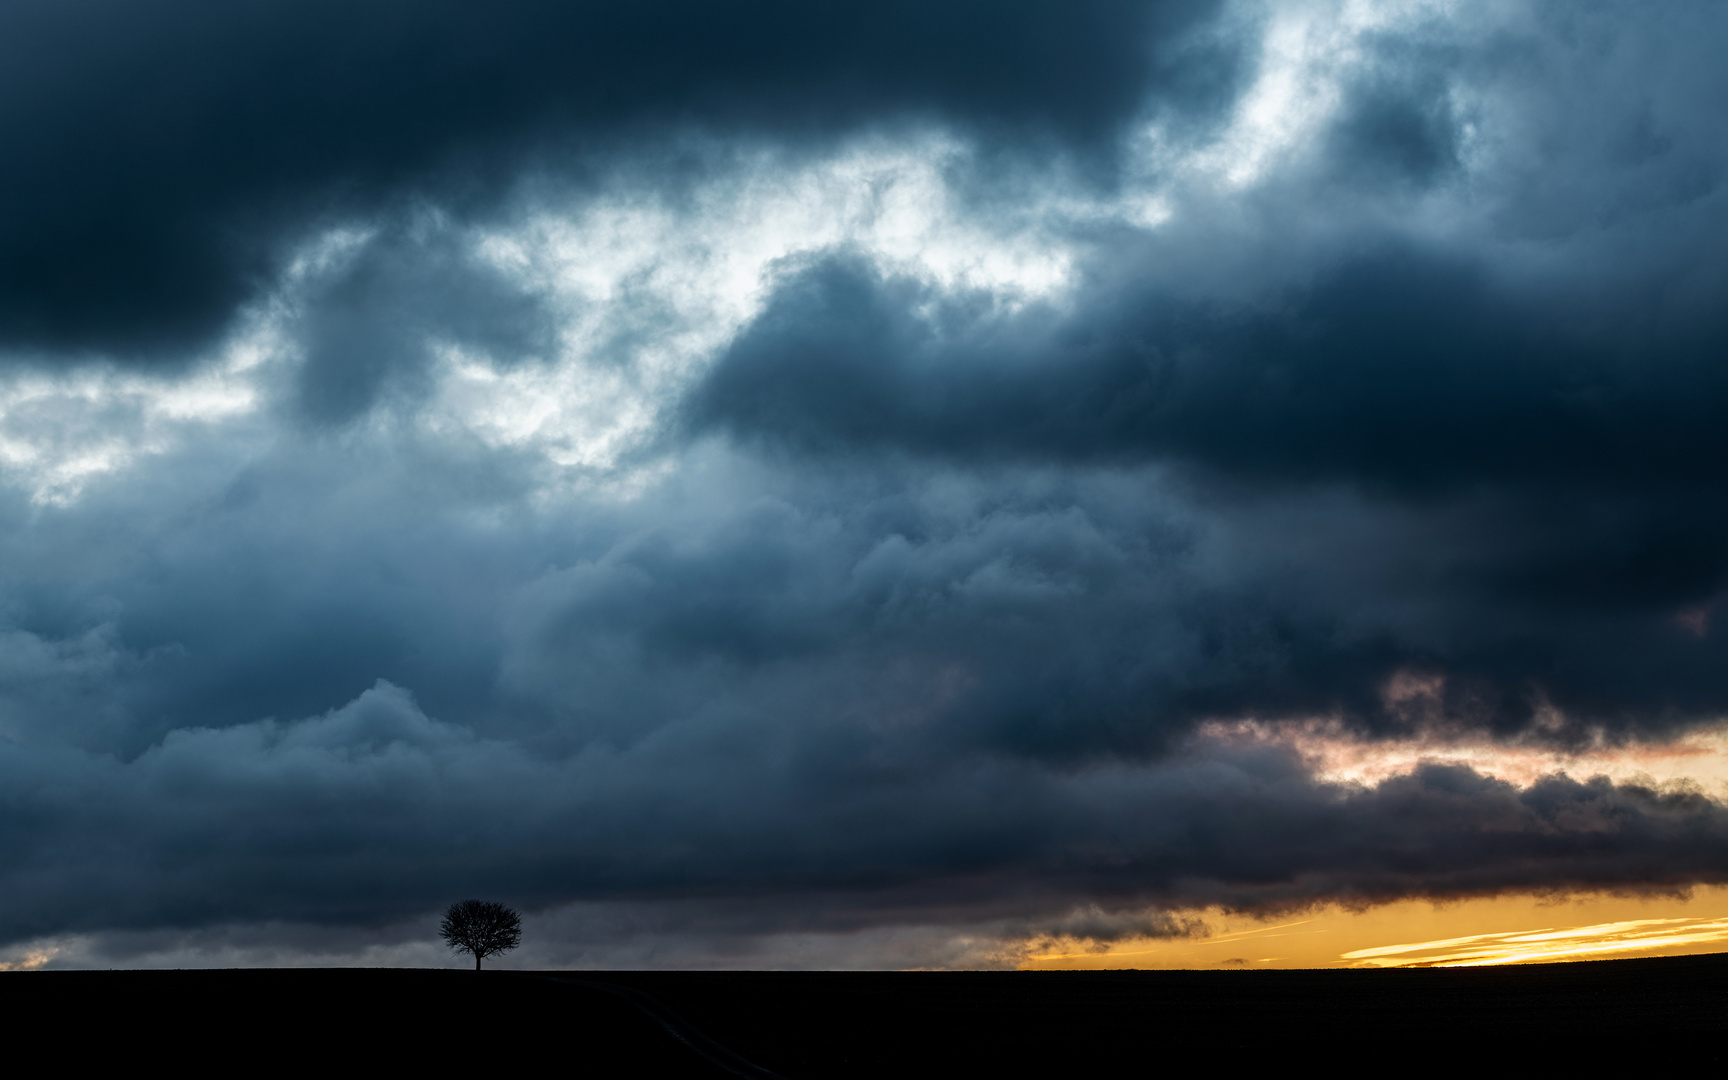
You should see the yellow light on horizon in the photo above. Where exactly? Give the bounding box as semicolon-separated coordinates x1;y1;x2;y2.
1020;887;1728;971
1020;710;1728;972
1341;915;1728;968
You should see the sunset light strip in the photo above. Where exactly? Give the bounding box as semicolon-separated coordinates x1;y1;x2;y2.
1341;916;1728;968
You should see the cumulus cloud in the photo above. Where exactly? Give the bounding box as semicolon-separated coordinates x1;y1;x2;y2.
3;679;1727;965
0;0;1231;356
0;0;1726;966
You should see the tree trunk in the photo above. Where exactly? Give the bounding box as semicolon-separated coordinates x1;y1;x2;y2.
475;952;482;972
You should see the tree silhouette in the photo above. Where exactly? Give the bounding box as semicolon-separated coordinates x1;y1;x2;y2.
440;899;522;970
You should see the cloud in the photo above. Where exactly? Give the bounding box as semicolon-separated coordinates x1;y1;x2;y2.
289;220;561;426
0;0;1233;356
0;0;1726;966
689;238;1728;496
1;679;1725;961
682;238;1728;733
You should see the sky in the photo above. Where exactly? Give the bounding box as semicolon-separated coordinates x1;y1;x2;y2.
3;0;1728;971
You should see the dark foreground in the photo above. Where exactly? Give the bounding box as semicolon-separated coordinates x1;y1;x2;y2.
7;954;1724;1076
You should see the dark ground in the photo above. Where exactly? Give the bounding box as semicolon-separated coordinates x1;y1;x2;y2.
6;954;1724;1075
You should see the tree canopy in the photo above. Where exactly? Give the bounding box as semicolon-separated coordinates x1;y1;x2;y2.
440;899;522;970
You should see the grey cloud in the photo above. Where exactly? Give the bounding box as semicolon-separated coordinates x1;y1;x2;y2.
1324;61;1464;188
3;0;1728;963
291;222;559;425
682;234;1728;735
0;0;1235;357
1;679;1724;953
689;241;1728;494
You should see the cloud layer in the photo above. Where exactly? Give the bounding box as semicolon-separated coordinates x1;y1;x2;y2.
2;0;1728;967
0;0;1229;354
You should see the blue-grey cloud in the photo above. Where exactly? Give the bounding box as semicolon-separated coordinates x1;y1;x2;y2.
4;680;1725;949
2;0;1728;966
0;0;1233;356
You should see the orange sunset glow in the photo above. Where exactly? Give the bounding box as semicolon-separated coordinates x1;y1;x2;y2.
1022;715;1728;971
1021;888;1728;971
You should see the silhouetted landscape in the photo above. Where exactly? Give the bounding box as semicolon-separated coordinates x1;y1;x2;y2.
9;954;1724;1075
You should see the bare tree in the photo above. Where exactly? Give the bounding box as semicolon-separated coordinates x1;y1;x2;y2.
440;899;522;970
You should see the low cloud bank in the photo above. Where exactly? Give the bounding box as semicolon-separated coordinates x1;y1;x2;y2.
2;680;1724;965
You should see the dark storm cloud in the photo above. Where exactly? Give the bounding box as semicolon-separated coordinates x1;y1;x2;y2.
2;680;1724;946
690;247;1728;494
0;0;1231;356
292;222;558;424
0;423;555;755
1;420;1718;944
1322;37;1466;188
0;434;1308;763
5;1;1728;965
684;223;1728;736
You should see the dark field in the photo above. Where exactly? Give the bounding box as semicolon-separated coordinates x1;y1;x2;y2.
8;954;1725;1075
